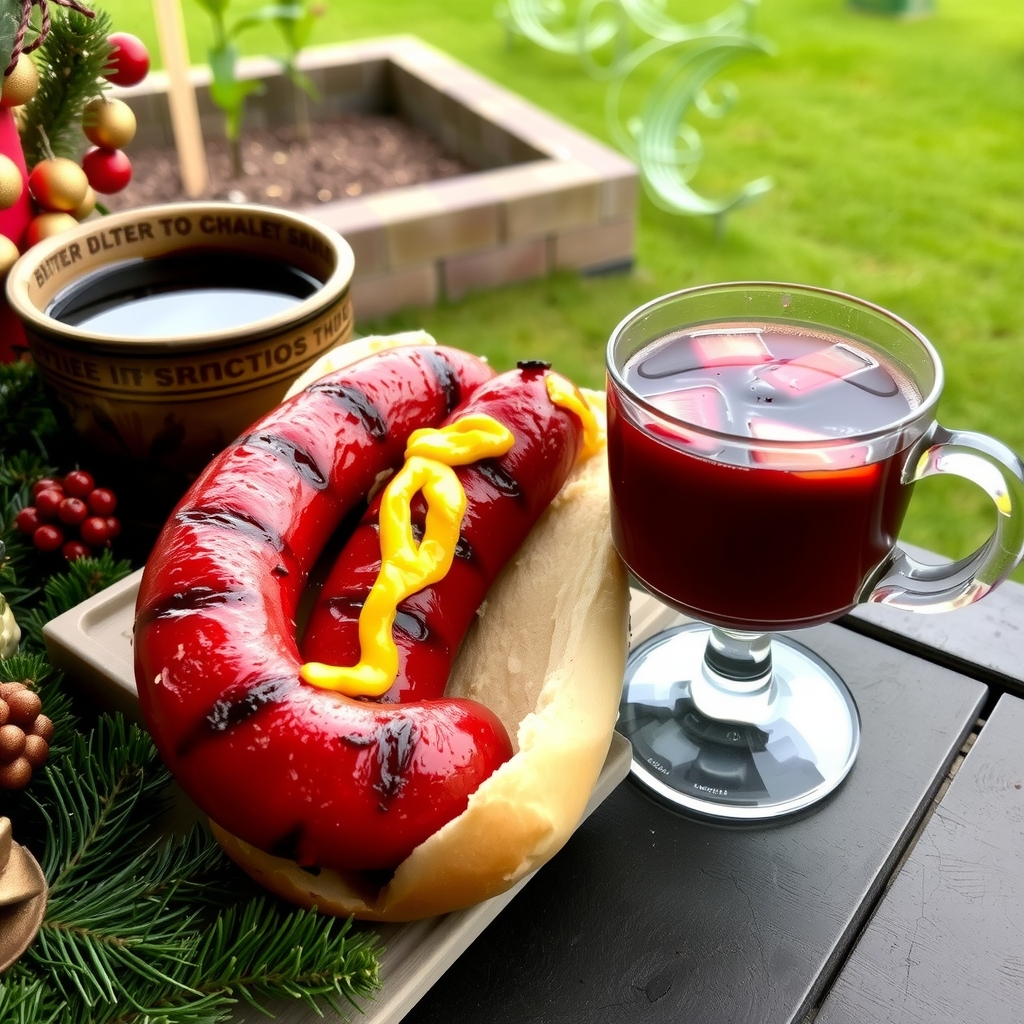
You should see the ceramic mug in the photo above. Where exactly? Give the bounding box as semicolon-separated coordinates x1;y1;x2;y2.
6;202;355;506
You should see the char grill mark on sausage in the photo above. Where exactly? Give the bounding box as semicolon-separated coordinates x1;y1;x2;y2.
177;676;301;758
373;715;418;808
175;508;285;552
320;595;431;647
424;349;463;414
408;519;474;563
238;432;329;489
298;366;582;710
332;716;420;809
206;676;299;731
473;459;522;499
393;609;429;643
306;381;388;441
136;586;254;627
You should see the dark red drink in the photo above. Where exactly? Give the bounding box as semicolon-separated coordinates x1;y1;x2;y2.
607;323;922;629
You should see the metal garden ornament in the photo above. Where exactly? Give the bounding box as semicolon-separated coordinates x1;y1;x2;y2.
497;0;774;234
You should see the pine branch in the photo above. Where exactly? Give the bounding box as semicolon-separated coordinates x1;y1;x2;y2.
23;720;231;1014
19;6;113;167
0;976;61;1024
183;899;382;1017
0;363;60;620
114;900;383;1024
0;361;59;454
21;716;383;1024
0;530;44;635
31;715;169;888
144;823;257;911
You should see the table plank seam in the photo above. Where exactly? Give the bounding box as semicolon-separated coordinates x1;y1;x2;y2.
800;717;984;1023
838;615;1020;700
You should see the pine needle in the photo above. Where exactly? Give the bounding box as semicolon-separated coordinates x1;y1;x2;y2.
0;977;61;1024
19;7;114;167
0;363;59;454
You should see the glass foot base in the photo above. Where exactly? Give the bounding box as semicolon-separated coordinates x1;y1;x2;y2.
617;624;860;821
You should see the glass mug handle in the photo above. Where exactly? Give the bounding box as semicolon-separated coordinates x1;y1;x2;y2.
866;424;1024;612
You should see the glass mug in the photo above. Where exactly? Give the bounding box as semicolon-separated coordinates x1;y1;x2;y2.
607;282;1024;819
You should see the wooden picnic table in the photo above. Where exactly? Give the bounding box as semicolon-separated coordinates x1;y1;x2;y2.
399;573;1024;1024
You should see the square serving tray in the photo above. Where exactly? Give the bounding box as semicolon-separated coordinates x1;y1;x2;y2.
42;569;633;1024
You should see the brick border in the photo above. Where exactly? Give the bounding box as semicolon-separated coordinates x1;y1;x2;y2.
114;36;638;322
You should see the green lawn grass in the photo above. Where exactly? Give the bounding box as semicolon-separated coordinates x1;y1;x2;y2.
98;0;1024;575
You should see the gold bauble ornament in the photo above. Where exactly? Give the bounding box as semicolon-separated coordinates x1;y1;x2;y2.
26;212;79;246
72;185;97;221
28;158;89;213
82;97;137;150
0;817;47;971
0;155;23;210
0;235;19;276
0;54;39;108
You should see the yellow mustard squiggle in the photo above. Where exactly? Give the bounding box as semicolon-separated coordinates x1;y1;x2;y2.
300;414;514;697
545;372;604;459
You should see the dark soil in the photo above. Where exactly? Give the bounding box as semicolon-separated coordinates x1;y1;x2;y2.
103;112;473;212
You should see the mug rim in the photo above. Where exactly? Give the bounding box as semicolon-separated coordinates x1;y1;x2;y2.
606;281;944;449
4;201;355;353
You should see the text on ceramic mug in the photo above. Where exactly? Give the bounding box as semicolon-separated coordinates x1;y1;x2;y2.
34;215;331;289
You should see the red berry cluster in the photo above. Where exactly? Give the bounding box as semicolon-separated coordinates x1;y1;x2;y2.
15;471;121;561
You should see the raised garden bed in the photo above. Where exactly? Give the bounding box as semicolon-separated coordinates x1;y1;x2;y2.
112;36;639;322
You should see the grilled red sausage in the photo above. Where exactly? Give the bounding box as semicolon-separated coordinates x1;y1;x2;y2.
134;345;518;871
299;362;587;703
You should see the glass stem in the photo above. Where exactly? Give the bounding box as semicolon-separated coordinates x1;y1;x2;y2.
689;627;777;725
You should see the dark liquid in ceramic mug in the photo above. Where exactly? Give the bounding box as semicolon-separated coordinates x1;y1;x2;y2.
47;252;321;337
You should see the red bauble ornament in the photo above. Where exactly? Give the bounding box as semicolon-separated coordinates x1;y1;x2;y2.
25;212;78;246
0;108;31;264
27;158;89;213
82;147;132;194
104;33;150;87
0;107;32;363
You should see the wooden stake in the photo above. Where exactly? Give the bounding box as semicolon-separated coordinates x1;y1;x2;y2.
151;0;208;197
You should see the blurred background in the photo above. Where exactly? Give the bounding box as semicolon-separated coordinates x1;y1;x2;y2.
97;0;1024;576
